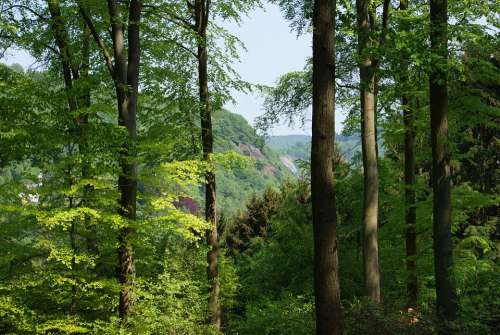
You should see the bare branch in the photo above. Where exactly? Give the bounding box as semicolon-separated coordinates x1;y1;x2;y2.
336;81;359;90
1;4;49;22
142;4;194;30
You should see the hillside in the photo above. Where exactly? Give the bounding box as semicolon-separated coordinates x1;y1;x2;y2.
212;110;290;214
197;111;362;214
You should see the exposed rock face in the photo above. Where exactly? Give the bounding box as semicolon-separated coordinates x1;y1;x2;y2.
237;143;266;161
279;155;299;175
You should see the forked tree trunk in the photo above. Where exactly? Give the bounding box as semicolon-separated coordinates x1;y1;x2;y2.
400;0;418;310
194;0;221;329
429;0;458;325
78;0;141;324
356;0;381;303
107;0;142;324
311;1;343;334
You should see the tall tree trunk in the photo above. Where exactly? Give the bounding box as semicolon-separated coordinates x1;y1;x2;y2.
106;0;142;324
78;24;98;254
311;1;343;334
194;0;220;329
78;0;141;323
399;0;418;310
429;0;458;325
403;95;418;309
357;0;381;303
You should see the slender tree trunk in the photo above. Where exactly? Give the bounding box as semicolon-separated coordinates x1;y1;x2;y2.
47;0;81;315
403;96;418;309
429;0;458;325
357;0;381;303
78;24;98;254
311;1;343;334
69;200;78;314
194;0;220;329
399;0;418;310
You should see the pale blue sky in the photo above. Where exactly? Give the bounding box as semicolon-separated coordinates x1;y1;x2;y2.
223;3;345;135
2;3;346;135
222;3;312;136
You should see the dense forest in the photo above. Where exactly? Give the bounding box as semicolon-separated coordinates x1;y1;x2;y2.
0;0;498;334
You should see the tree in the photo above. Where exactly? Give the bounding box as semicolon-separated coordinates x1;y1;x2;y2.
192;0;221;328
78;0;142;324
356;0;389;303
429;0;458;324
399;0;418;309
311;0;343;334
47;0;86;314
145;0;260;327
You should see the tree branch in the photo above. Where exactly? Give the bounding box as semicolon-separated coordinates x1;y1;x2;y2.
76;1;115;77
1;4;49;22
336;81;359;90
163;38;196;58
142;4;194;30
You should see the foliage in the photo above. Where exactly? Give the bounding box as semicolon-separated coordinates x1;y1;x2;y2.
0;0;498;334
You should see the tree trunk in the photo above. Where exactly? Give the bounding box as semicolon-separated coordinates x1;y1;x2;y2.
193;0;220;329
429;0;458;324
78;0;141;324
399;0;418;310
79;24;98;254
107;0;142;324
47;0;81;315
311;1;343;334
403;95;418;309
357;0;381;303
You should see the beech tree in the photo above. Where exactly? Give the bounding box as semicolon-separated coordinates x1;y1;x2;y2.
143;0;259;327
398;0;418;309
193;0;220;328
429;0;458;325
311;0;343;334
78;0;142;323
355;0;389;303
46;0;95;313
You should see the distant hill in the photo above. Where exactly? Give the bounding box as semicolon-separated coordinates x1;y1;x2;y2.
266;135;311;151
266;134;361;161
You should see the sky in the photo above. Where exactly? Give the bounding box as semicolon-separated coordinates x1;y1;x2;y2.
222;3;346;135
2;3;346;136
222;3;312;136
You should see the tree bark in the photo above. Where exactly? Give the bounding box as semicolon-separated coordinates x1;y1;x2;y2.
399;0;418;310
429;0;458;324
311;1;343;334
193;0;220;329
356;0;381;303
